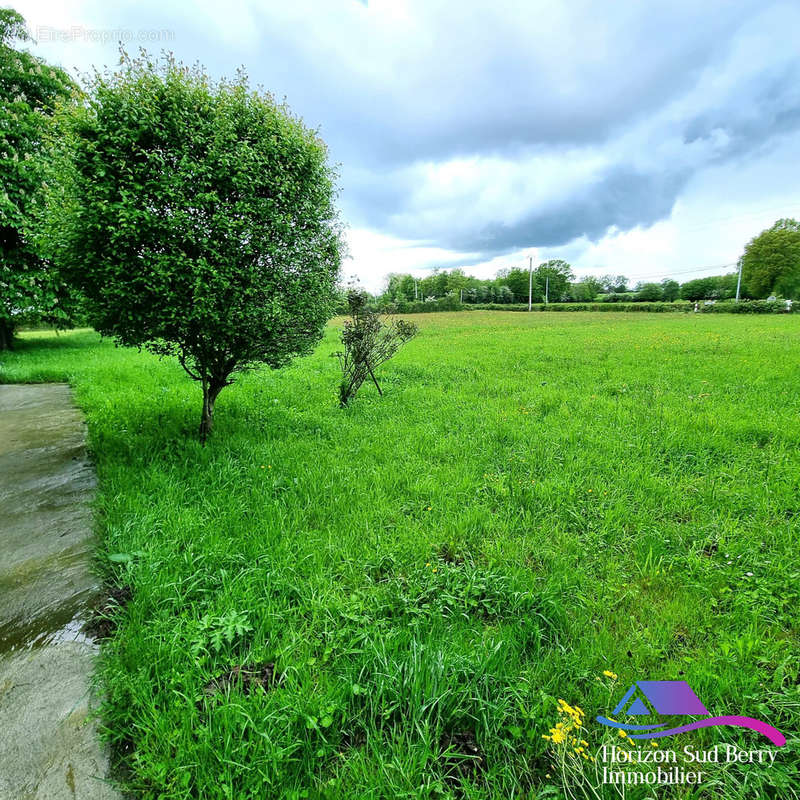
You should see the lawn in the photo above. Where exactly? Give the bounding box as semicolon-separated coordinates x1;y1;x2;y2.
1;311;799;799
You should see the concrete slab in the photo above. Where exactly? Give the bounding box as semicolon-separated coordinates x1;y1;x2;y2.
0;384;121;800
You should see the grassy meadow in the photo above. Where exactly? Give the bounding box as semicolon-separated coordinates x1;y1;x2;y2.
2;311;799;799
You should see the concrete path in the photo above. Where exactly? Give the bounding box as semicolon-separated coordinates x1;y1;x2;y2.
0;384;121;800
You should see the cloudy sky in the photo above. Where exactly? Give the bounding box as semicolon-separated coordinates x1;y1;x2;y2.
17;0;800;291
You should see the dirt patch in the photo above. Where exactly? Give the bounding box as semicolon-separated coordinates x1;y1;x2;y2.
437;542;466;566
439;729;486;789
339;728;367;751
203;662;281;698
701;540;718;557
85;585;133;641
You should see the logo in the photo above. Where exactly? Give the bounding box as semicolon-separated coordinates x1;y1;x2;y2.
596;680;786;746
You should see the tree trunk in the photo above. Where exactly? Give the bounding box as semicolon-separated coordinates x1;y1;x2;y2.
0;319;14;351
198;378;225;444
366;361;383;395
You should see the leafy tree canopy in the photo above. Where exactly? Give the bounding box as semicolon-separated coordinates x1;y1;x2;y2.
739;218;800;299
47;52;344;440
660;278;680;302
535;259;574;301
0;8;77;349
634;282;663;302
599;274;628;293
680;273;738;302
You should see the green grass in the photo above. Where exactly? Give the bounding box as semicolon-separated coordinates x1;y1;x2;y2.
2;312;799;799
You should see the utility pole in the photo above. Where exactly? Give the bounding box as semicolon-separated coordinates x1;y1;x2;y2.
545;275;549;305
528;256;533;311
414;279;418;301
735;259;742;302
460;288;463;304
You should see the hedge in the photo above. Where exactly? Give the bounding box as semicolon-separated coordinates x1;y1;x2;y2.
341;299;795;315
698;300;796;313
470;302;691;312
467;301;795;314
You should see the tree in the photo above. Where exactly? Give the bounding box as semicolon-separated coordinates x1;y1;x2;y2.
634;282;663;302
680;277;716;301
397;274;416;301
535;259;574;302
679;274;738;302
739;219;800;299
660;279;680;302
444;268;469;296
384;273;410;302
0;9;77;349
48;53;343;441
336;290;417;407
581;275;603;298
717;273;739;299
600;274;628;293
497;268;530;302
495;285;513;303
565;275;602;302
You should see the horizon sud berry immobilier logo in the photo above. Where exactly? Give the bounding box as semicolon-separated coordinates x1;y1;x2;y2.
596;680;786;745
591;678;787;788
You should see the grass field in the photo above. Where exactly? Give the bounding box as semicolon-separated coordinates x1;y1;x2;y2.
2;311;799;799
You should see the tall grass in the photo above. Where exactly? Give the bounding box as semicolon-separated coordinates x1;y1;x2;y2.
2;312;798;798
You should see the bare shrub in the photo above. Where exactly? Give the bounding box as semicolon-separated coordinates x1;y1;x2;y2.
336;290;417;407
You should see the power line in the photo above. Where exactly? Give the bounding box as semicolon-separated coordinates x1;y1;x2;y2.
632;264;737;281
669;203;800;234
597;262;738;282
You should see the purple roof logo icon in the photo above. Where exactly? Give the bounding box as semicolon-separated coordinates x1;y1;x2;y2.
614;681;708;717
596;680;785;746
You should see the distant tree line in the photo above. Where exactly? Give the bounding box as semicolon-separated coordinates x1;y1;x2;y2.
371;227;800;309
372;268;733;306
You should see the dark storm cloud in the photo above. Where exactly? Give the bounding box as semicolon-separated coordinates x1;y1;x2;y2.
269;0;799;259
49;0;800;260
258;2;763;169
455;167;690;255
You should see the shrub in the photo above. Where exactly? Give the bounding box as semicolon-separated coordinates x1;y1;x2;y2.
336;290;417;407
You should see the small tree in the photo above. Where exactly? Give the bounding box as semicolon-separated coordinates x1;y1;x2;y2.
336;290;417;407
680;276;717;302
48;53;343;441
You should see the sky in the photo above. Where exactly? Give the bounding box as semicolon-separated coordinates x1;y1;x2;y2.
15;0;800;292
